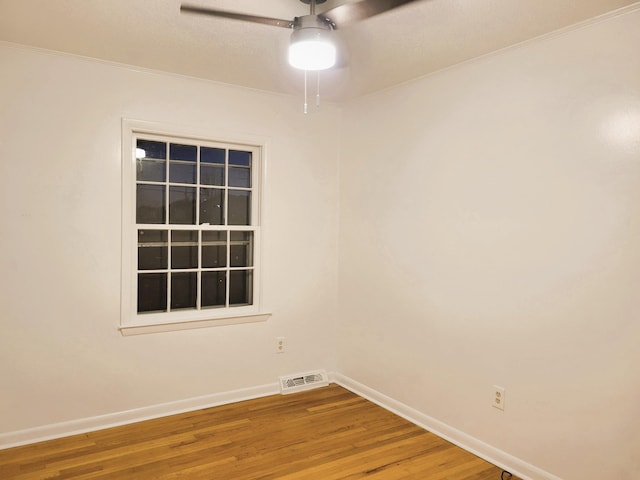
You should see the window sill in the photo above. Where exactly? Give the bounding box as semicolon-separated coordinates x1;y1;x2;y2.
119;312;272;336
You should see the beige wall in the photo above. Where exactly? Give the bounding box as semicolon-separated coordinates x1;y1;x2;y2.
0;44;340;432
338;8;640;480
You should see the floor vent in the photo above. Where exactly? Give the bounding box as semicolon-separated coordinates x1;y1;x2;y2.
279;370;329;395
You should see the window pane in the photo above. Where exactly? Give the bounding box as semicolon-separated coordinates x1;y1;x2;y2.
138;230;168;270
137;184;166;224
170;143;197;161
202;231;227;268
229;150;251;166
230;231;253;267
201;147;225;164
138;273;167;313
200;188;224;225
228;166;251;188
137;159;165;182
169;186;196;224
171;230;198;269
228;190;251;225
229;270;253;306
171;272;197;310
202;271;226;308
200;164;224;186
137;139;166;159
170;162;196;184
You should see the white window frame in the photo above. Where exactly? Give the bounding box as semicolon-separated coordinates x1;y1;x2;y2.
120;119;270;335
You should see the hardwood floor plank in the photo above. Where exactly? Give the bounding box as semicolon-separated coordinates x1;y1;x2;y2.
0;384;518;480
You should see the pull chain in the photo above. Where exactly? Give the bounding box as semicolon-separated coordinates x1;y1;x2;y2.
304;70;308;114
303;70;323;114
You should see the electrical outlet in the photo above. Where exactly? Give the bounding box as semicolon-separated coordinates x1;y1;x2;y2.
492;385;505;411
276;337;285;354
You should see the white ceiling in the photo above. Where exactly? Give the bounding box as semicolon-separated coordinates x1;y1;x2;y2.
1;0;637;100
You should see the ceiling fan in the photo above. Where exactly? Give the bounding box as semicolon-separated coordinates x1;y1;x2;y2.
180;0;420;71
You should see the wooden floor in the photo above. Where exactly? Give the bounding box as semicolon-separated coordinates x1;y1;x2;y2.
0;384;516;479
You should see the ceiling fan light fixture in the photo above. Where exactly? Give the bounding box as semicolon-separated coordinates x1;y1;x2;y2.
288;16;336;71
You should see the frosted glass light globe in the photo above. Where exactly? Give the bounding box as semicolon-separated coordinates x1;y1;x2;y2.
288;16;336;71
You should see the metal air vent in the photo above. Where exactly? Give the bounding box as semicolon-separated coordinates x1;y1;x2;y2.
279;370;329;394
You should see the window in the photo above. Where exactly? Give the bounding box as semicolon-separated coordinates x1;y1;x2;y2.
121;121;268;334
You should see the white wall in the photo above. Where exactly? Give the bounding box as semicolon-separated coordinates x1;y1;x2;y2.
0;44;340;434
338;8;640;480
2;7;639;480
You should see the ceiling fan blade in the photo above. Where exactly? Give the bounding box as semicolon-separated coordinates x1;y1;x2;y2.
181;4;294;29
320;0;419;27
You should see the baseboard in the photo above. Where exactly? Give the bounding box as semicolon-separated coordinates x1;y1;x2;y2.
333;373;563;480
0;382;279;450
